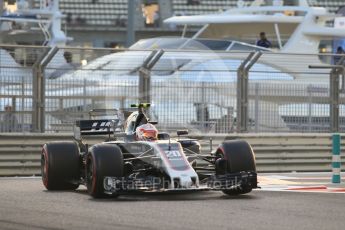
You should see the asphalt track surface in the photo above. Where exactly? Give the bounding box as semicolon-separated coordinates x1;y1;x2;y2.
0;177;345;230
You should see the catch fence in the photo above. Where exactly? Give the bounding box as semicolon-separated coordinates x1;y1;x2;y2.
0;45;344;133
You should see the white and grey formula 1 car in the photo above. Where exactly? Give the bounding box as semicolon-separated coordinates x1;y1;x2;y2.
41;104;257;198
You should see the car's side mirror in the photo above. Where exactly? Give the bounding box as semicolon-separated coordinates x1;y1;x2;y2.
177;130;188;136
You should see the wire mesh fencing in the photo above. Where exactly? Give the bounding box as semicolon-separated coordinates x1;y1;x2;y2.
0;45;50;132
0;45;344;133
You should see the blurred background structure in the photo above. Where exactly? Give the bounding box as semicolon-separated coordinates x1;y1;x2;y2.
0;0;344;48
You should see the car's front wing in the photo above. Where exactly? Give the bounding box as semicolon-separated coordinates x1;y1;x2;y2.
103;171;257;195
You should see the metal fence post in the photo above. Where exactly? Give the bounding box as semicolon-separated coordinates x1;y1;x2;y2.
309;64;343;133
138;50;164;105
237;52;253;133
139;67;151;104
307;84;313;132
83;79;87;119
331;133;341;183
254;83;259;133
236;51;261;133
32;47;59;133
21;77;25;132
330;69;340;133
32;48;50;133
201;82;207;132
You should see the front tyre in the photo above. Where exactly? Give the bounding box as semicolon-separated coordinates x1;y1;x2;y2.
216;140;256;195
86;144;124;198
41;141;80;190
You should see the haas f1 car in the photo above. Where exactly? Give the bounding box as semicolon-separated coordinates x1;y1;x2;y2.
41;104;258;198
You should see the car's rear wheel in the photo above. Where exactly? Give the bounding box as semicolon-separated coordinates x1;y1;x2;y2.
215;140;256;195
41;141;80;190
86;144;124;198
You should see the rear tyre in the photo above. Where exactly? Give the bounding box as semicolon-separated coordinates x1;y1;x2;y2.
86;144;124;198
41;141;80;190
216;140;256;195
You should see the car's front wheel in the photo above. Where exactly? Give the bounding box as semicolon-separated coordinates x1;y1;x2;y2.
215;140;256;195
86;144;124;198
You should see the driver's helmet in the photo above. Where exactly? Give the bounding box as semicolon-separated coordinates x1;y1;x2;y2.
136;123;158;141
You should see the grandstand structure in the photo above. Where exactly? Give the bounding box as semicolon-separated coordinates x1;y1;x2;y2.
51;0;345;25
47;0;128;26
2;0;345;47
57;0;345;47
311;0;344;13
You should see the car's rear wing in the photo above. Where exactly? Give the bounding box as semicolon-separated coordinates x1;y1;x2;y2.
77;120;116;135
74;119;123;140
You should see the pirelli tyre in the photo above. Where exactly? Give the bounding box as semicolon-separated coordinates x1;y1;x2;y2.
41;141;80;190
216;140;256;195
86;144;124;198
